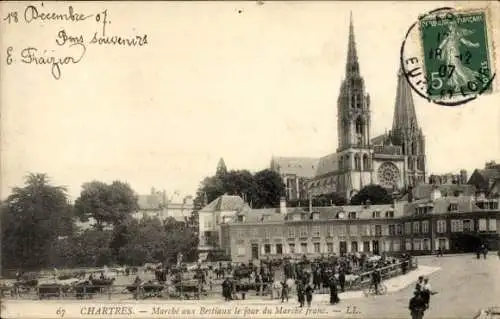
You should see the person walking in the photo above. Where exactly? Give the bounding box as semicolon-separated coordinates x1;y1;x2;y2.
421;278;437;309
482;245;488;259
222;277;232;301
338;269;346;292
409;290;426;319
329;276;340;305
297;281;305;308
281;280;289;303
305;282;314;307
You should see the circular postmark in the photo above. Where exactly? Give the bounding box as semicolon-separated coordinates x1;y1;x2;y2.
400;7;496;106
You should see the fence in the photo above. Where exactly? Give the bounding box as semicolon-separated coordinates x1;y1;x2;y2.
1;259;418;301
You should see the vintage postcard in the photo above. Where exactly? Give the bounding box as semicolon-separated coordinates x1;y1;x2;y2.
1;1;499;319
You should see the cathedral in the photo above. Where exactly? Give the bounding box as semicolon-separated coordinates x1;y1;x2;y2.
271;15;427;200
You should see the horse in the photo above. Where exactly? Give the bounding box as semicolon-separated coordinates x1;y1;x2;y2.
74;281;101;299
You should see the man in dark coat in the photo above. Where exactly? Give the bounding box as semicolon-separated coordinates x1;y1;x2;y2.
409;290;426;319
329;276;340;304
296;281;305;307
338;269;346;292
305;282;314;307
222;278;232;301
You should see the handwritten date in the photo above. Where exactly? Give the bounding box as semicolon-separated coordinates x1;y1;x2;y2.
4;3;109;37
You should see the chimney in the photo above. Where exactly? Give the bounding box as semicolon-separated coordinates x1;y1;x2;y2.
279;197;287;215
460;170;468;184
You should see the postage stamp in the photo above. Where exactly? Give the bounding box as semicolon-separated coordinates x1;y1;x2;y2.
419;9;494;100
400;6;497;106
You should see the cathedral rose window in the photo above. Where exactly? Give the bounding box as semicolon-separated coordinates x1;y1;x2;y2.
377;162;400;188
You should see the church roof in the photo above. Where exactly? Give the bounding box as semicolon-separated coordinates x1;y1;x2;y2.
392;68;419;133
270;156;319;178
315;153;339;177
371;134;388;145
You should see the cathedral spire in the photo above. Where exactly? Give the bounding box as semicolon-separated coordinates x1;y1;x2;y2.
346;12;360;76
216;157;227;177
392;67;419;133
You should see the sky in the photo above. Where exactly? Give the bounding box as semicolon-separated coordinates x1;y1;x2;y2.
1;1;499;201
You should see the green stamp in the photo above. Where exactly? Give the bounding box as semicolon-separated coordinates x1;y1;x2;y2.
419;9;494;100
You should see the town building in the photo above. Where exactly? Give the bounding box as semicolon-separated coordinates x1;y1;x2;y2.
218;194;499;263
197;195;251;259
273;15;427;200
131;187;194;222
468;161;500;197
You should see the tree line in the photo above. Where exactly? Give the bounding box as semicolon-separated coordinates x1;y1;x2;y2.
1;173;198;274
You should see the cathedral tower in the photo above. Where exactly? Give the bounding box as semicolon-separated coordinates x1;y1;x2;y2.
389;69;426;187
336;14;373;198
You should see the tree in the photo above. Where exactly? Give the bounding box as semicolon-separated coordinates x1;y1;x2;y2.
74;180;139;230
350;184;393;205
195;168;285;209
1;173;74;270
221;170;257;202
314;192;347;206
253;169;285;208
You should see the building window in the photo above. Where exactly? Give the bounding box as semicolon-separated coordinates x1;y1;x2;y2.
327;243;334;253
264;244;271;254
349;212;357;219
351;241;358;252
339;225;347;236
413;239;422;251
313;243;321;253
312;212;320;220
405;239;412;251
264;229;271;238
349;225;358;236
372;211;381;218
355;155;361;170
288;227;296;238
448;204;458;212
479;219;488;232
423;238;430;251
300;243;308;253
489;219;497;232
463;219;474;232
396;224;402;235
389;224;395;235
237;229;245;238
413;221;420;234
312;225;320;237
438;238;448;250
299;226;308;238
375;225;382;236
362;225;370;236
289;243;295;254
437;220;447;233
276;244;283;255
405;222;412;235
393;240;401;252
385;211;394;218
422;220;429;233
451;219;463;232
327;225;334;237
